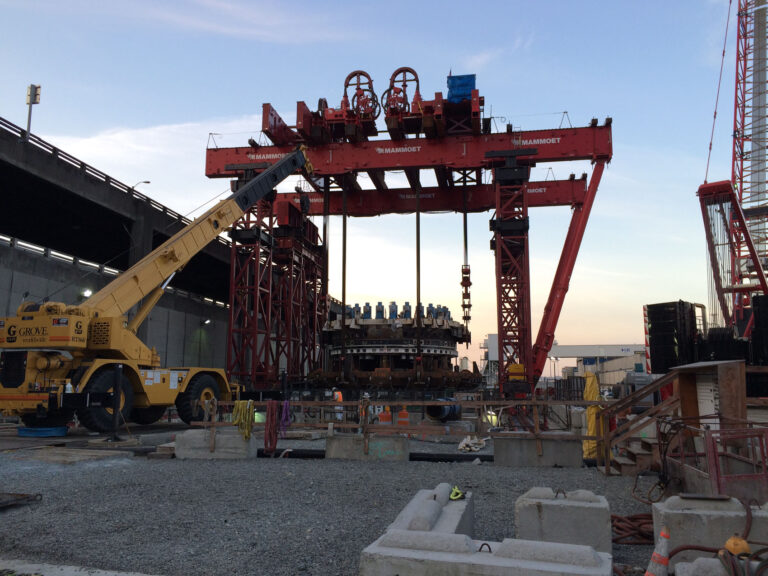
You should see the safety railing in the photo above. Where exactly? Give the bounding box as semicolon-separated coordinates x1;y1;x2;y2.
0;115;229;248
597;369;680;474
659;414;768;502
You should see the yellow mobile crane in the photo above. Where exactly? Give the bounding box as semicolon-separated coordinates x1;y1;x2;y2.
0;148;308;431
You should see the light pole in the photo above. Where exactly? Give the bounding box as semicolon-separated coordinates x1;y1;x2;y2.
25;84;40;141
131;180;150;190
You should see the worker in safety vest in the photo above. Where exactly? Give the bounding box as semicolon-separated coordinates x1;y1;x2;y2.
332;387;343;421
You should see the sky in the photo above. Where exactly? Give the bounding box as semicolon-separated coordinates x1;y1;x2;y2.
0;0;736;365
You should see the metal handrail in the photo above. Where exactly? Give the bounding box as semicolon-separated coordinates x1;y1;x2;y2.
0;115;230;248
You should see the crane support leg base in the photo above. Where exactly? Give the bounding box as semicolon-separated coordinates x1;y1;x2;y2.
174;428;258;459
493;434;583;467
325;434;409;461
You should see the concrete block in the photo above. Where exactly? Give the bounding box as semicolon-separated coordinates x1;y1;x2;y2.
494;538;604;566
389;483;474;537
174;428;258;459
652;495;768;570
676;557;761;576
514;487;612;554
0;558;162;576
378;529;474;553
359;536;612;576
494;433;583;468
325;434;409;461
360;484;611;575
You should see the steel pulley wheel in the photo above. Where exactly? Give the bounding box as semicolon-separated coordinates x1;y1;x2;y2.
351;90;381;119
344;70;375;96
380;88;409;114
383;66;419;113
344;70;381;118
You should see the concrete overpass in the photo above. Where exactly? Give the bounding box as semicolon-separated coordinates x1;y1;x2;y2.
0;116;230;367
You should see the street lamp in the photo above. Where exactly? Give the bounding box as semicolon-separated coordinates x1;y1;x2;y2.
25;84;41;141
131;180;150;189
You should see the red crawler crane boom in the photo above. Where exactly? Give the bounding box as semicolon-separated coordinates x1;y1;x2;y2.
700;0;768;338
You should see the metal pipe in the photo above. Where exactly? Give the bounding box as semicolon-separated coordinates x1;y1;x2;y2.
342;184;347;381
463;190;469;266
416;185;422;379
322;176;330;318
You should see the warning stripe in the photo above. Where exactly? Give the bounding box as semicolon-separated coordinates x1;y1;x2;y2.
650;552;669;566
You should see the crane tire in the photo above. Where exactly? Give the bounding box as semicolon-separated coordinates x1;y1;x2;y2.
175;373;220;424
76;369;134;432
130;405;168;425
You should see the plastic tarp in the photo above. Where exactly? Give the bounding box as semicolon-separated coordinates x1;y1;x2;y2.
582;371;602;460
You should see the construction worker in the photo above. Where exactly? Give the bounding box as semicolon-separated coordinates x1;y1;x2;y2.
332;387;343;421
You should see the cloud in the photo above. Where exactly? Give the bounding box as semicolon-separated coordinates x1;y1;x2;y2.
44;115;265;218
138;0;349;43
461;49;503;71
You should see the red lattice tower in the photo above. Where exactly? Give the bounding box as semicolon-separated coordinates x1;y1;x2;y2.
731;0;768;325
227;199;277;388
489;150;534;395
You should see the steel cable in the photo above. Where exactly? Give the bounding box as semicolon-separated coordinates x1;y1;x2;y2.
611;513;655;546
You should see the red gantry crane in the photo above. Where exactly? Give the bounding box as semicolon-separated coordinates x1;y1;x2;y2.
206;68;612;396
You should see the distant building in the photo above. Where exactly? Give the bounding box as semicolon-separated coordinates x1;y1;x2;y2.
481;337;646;388
550;344;646;385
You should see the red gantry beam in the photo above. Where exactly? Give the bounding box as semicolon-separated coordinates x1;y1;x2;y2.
205;125;612;178
270;178;588;217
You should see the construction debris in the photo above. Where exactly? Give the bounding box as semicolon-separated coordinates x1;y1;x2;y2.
457;435;486;452
0;493;41;510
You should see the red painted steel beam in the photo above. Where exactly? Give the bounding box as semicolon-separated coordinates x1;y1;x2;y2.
531;161;606;380
262;103;299;147
699;179;768;337
205;124;613;178
698;180;734;327
271;179;587;217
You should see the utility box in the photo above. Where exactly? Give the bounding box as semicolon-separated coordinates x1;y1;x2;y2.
446;74;476;103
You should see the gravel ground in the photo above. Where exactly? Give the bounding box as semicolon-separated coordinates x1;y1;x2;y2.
0;437;654;575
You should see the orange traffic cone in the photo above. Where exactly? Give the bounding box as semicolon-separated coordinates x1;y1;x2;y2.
645;526;670;576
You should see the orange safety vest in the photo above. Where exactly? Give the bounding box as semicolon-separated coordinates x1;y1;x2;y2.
333;390;343;402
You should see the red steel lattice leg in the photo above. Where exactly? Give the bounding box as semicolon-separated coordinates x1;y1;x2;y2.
494;181;532;396
227;199;276;389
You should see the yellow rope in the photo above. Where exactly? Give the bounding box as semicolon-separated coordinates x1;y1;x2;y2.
231;399;254;440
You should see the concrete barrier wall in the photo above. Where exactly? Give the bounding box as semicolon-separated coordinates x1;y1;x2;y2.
494;434;583;468
652;495;768;570
0;243;228;368
514;487;612;554
325;434;409;461
175;428;258;459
